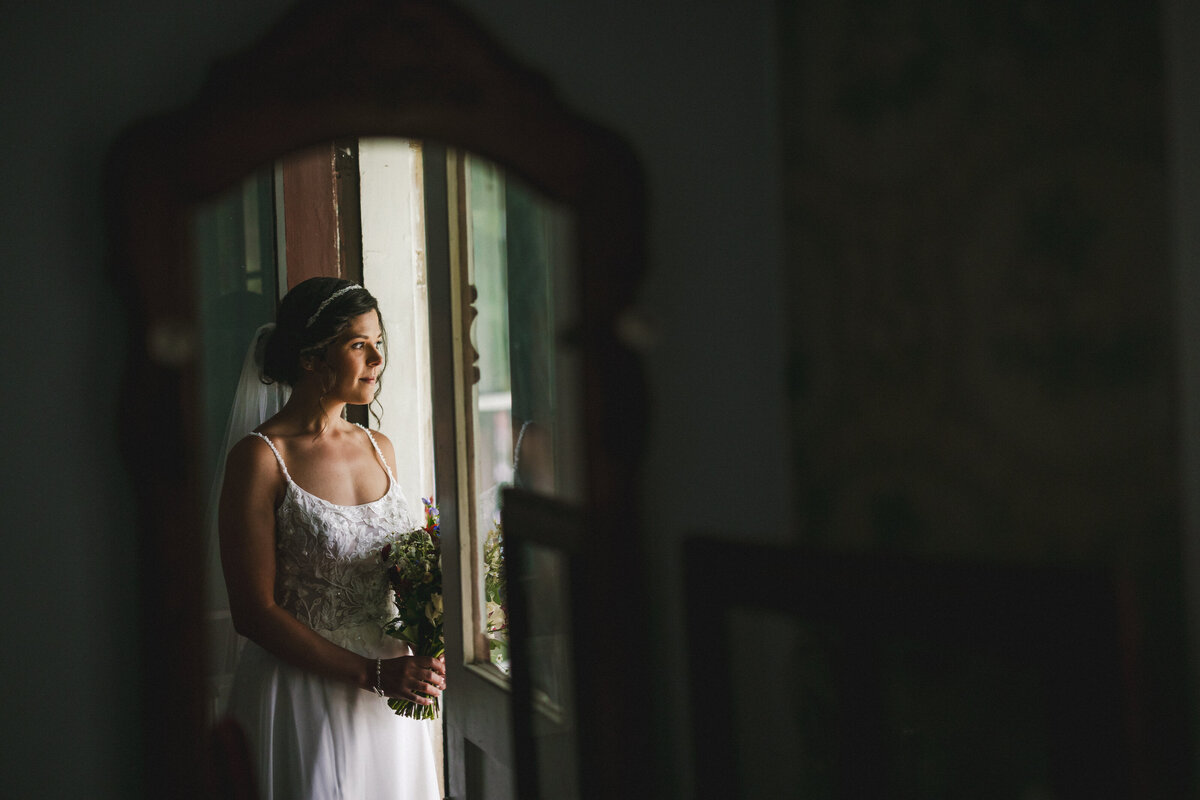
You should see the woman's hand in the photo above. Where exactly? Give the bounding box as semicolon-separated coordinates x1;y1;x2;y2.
379;655;446;704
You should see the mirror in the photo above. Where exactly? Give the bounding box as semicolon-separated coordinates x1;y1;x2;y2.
106;1;649;797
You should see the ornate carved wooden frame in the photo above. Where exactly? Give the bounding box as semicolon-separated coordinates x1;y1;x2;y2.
105;1;648;796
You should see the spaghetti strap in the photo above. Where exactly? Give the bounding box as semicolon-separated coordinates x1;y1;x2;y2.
356;423;396;483
248;431;293;483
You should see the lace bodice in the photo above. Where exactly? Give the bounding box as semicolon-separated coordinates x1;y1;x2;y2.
249;427;419;643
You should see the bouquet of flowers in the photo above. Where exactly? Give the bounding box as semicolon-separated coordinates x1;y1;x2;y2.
483;515;509;672
381;498;444;720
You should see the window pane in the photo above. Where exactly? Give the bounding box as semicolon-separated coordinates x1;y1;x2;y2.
515;539;579;800
196;169;279;485
193;167;279;718
466;155;580;673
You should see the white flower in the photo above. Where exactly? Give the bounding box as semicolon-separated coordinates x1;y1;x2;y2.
425;593;444;624
486;601;506;631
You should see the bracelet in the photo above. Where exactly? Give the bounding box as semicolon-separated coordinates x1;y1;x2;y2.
373;657;384;697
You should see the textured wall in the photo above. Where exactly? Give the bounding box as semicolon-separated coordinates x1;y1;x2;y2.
781;0;1174;563
778;1;1193;790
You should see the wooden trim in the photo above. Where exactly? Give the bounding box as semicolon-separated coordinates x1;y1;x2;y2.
502;488;585;800
279;139;364;288
332;137;364;286
444;149;484;667
280;142;340;288
423;142;483;797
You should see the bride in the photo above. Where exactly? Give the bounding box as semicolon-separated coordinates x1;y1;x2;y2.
217;277;445;799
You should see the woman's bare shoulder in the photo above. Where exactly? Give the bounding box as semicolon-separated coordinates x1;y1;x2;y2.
225;434;282;480
363;426;398;465
366;426;395;448
365;427;393;446
218;434;287;519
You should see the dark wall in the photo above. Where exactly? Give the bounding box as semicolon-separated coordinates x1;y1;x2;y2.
778;0;1195;792
783;0;1173;562
0;4;296;796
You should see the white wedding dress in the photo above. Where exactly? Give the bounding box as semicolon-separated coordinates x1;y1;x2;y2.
224;425;440;800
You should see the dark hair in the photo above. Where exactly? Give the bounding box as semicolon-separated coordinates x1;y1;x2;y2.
262;278;386;409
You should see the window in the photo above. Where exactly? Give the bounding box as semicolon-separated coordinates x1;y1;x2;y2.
443;149;583;677
428;145;585;798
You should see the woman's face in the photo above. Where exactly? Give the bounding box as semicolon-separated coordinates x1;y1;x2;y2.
320;310;385;405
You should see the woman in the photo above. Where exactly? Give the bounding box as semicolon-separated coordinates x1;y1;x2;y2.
219;277;444;799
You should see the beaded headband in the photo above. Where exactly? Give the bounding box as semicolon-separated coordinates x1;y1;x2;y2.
305;283;362;328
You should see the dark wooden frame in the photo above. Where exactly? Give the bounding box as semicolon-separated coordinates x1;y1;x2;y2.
501;488;586;800
104;1;649;796
684;537;1143;799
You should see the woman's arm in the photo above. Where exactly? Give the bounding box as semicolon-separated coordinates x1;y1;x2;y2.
217;436;444;702
366;429;448;697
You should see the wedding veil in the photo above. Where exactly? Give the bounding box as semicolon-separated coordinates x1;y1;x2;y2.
205;323;291;717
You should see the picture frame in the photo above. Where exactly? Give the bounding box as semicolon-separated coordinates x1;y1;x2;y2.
685;538;1141;798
